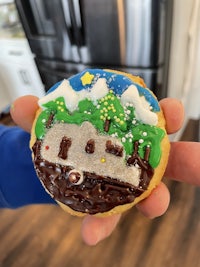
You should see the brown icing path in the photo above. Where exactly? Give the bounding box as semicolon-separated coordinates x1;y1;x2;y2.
32;139;153;214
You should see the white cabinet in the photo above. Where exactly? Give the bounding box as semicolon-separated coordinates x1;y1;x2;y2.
0;39;45;105
0;0;45;110
0;77;10;110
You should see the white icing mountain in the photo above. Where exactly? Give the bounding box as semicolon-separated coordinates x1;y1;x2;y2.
39;78;158;126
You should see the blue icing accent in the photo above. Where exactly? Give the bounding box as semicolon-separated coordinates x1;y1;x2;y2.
69;69;131;94
135;85;160;112
69;69;160;112
46;69;160;112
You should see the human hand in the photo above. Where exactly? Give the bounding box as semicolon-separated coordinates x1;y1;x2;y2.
11;95;197;246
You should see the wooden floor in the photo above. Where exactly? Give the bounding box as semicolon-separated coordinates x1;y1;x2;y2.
0;114;200;267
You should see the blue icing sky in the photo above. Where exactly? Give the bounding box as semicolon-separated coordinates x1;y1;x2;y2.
47;69;160;112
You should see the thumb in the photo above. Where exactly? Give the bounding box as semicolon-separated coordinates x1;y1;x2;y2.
10;95;39;132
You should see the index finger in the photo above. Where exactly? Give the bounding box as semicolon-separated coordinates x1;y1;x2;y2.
165;141;200;185
160;98;184;134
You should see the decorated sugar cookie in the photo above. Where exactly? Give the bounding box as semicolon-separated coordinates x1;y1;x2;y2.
30;69;170;216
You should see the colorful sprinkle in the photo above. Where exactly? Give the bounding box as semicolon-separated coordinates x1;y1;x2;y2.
100;157;106;163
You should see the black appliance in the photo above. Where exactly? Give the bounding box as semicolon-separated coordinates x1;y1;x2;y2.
15;0;173;99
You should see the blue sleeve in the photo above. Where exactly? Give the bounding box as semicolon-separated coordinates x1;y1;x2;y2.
0;125;55;208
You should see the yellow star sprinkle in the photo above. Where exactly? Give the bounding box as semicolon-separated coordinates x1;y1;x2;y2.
81;71;94;86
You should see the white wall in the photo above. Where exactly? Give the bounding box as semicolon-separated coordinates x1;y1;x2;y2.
168;0;200;119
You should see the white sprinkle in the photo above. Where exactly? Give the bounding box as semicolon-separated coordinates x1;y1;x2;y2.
112;132;118;137
142;132;147;136
42;119;46;123
122;137;126;143
125;103;129;107
139;139;144;144
129;138;132;143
